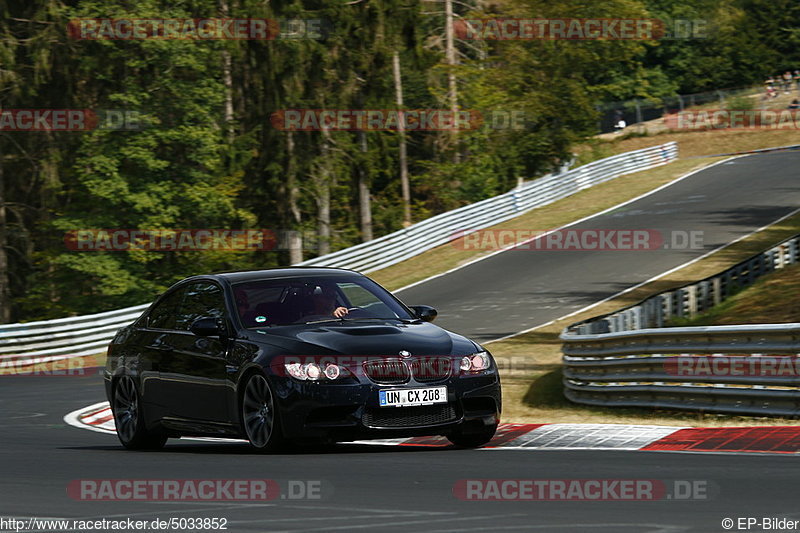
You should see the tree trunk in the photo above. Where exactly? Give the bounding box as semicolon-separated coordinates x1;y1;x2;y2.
222;50;235;143
0;138;10;323
316;129;332;256
357;130;373;241
286;132;303;263
392;51;412;227
444;0;460;163
316;184;331;257
287;231;303;265
220;0;235;144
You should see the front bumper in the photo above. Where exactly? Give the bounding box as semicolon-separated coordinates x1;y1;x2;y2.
270;371;501;441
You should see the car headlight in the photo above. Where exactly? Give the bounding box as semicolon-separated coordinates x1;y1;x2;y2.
284;362;308;380
323;364;341;380
305;363;322;380
460;351;492;373
284;362;346;381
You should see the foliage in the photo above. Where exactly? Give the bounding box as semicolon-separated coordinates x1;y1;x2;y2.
0;0;797;320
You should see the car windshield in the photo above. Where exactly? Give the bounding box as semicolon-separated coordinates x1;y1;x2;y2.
232;275;415;327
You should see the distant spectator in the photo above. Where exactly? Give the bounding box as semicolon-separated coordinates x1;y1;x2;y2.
613;109;626;131
765;76;777;99
783;71;793;93
765;85;778;100
789;99;800;110
794;70;800;92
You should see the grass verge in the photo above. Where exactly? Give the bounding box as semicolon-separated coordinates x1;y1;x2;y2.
669;262;800;326
588;126;800;159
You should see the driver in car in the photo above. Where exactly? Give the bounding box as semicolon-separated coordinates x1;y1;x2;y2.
311;286;349;318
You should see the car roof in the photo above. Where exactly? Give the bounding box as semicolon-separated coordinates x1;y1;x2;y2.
190;267;364;285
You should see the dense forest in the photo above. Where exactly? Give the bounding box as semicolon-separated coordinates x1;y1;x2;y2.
1;0;798;322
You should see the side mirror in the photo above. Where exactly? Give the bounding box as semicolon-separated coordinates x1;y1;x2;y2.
410;305;438;322
190;317;224;337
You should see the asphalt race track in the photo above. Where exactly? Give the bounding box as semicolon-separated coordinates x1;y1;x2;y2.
398;151;800;341
5;376;800;532
3;151;800;533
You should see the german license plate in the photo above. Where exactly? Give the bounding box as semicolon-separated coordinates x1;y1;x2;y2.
379;387;447;407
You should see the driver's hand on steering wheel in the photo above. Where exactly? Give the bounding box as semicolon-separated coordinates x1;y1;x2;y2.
333;306;349;318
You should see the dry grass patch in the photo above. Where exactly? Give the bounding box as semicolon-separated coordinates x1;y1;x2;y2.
671;262;800;326
588;126;800;159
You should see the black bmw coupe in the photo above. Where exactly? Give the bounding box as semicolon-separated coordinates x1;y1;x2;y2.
104;268;501;451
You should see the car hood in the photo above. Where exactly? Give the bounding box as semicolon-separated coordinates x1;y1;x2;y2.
243;321;479;357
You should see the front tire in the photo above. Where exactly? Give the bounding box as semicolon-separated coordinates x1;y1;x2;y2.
112;376;167;450
447;423;498;448
241;373;285;452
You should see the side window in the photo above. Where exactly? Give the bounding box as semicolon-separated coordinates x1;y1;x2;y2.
175;282;227;331
147;287;185;330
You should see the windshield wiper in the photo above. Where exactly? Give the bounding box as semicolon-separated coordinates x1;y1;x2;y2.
301;318;343;325
302;317;418;325
343;317;419;323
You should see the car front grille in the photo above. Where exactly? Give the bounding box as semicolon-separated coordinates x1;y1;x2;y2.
362;404;457;428
363;359;410;384
410;357;452;382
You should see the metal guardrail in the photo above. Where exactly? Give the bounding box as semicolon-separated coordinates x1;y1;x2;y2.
561;324;800;417
0;304;149;367
0;143;677;367
298;142;678;272
561;233;800;417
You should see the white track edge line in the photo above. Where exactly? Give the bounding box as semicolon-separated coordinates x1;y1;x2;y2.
63;402;800;454
63;401;115;435
395;156;735;295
